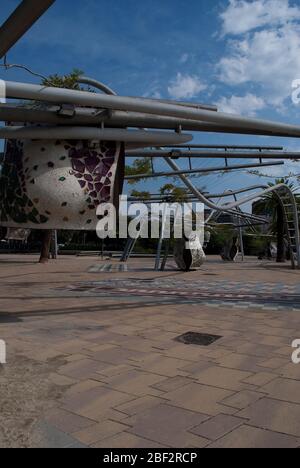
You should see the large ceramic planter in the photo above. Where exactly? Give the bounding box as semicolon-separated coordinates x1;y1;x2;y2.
0;137;124;230
174;234;206;271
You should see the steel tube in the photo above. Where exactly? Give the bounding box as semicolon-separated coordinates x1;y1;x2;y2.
0;126;192;145
126;150;300;160
163;157;289;212
77;76;117;96
1;103;300;139
0;0;55;58
125;161;284;179
5;80;300;137
162;144;284;150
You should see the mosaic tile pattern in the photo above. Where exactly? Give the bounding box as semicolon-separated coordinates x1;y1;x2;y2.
57;274;300;311
0;138;124;230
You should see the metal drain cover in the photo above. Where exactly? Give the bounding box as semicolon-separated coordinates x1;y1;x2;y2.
175;332;222;346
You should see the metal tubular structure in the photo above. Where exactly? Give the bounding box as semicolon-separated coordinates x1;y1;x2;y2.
125;161;284;180
1;103;300;138
77;76;117;96
5;80;300;137
162;145;284;150
126;150;300;160
0;0;55;58
163;157;289;212
0;126;192;145
128;185;279;202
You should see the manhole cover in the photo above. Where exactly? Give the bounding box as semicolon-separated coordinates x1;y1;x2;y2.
175;332;222;346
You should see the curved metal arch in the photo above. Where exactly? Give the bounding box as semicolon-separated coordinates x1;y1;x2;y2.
164;156;300;269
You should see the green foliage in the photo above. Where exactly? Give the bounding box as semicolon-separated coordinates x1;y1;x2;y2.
130;190;151;201
159;183;189;202
125;158;152;185
41;69;84;90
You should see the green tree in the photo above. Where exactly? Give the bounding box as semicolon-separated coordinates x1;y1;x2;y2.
125;158;152;185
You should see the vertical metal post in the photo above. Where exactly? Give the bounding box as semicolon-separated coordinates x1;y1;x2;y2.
155;204;168;271
51;230;58;259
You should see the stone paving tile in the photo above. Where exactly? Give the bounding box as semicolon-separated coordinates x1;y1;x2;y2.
73;420;130;446
124;404;210;448
216;353;268;373
134;355;191;378
279;363;300;380
189;414;246;441
260;378;300;405
92;432;166;448
63;379;104;397
258;357;290;370
194;366;253;391
45;408;96;434
58;359;106;380
242;372;278;387
208;425;300;448
61;386;136;422
163;383;234;416
2;255;300;448
102;370;167;397
238;398;300;437
220;390;266;410
151;376;195;393
115;396;168;417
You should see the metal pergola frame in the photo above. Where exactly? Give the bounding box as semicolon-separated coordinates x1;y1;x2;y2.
0;0;55;59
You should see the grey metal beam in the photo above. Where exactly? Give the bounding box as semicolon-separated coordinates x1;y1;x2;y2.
162;144;284;150
126;150;300;160
125;161;284;180
0;126;192;145
0;0;55;58
1;103;300;139
5;80;300;138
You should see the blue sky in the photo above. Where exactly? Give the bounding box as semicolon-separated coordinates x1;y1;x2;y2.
1;0;300;198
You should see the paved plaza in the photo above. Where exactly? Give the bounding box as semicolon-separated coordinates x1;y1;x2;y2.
1;254;300;448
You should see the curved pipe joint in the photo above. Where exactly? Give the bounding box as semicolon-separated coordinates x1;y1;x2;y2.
77;76;117;96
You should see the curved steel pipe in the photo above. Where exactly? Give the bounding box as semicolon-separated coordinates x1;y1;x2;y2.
77;76;117;96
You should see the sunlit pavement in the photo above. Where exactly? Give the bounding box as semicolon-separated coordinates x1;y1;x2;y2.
0;254;300;448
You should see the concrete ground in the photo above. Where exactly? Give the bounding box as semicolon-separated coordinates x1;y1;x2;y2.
0;254;300;448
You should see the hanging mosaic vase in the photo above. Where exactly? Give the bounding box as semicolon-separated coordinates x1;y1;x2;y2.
0;137;125;230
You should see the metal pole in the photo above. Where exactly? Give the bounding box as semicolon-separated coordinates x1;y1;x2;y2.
5;80;300;137
161;145;284;150
0;126;192;146
126;150;300;160
1;104;300;139
0;0;55;58
155;206;168;271
125;161;284;180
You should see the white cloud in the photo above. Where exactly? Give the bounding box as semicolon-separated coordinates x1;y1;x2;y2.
216;93;266;116
221;0;300;35
168;73;207;100
218;0;300;107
